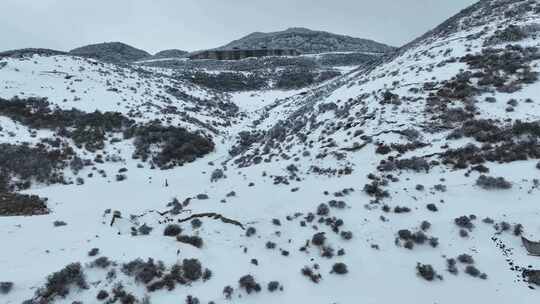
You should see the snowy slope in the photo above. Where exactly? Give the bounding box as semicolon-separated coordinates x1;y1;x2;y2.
2;1;540;304
0;54;233;135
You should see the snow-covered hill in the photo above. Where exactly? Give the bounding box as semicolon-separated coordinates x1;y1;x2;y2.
0;54;234;134
1;1;540;303
217;27;395;54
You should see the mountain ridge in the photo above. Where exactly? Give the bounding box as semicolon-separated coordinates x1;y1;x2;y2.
69;41;151;63
217;27;395;54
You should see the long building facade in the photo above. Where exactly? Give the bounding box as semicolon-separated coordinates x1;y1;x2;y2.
189;48;301;60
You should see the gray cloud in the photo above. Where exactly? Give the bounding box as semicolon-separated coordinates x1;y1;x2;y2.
0;0;478;54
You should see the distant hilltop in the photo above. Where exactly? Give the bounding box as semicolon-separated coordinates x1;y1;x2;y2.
69;42;151;63
217;27;395;54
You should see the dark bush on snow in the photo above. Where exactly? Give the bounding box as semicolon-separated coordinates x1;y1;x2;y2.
318;52;374;66
485;25;528;46
312;232;326;246
455;216;475;230
182;259;203;281
267;281;281;292
96;289;109;300
420;221;431;231
464;265;485;278
523;270;540;286
0;192;49;216
91;257;112;269
426;203;438;212
275;68;316;89
182;71;268;92
331;263;348;275
177;235;204;248
146;259;209;292
301;266;322;283
53;220;67;227
458;254;475;264
416;263;439;281
185;295;200;304
129;122;215;169
447;258;458;275
223;285;234;299
238;275;261;294
191;218;203;229
110;283;137;304
476;175;512;190
0;97;133;152
245;227;256;237
122;258;164;284
317;203;330;216
0;282;13;294
316;69;342;82
266;241;276;249
164;224;182;237
363;180;389;199
88;248;99;257
34;263;88;301
202;268;212;281
340;230;353;240
138;224;153;235
0;143;72;191
379;157;430;173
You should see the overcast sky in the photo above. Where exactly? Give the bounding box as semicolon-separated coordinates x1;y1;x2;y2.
1;0;478;54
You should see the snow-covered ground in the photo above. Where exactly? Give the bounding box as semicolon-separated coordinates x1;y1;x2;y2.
1;1;540;303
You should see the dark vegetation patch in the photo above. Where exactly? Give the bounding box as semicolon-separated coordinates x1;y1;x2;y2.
90;257;112;269
96;289;109;300
275;68;340;89
396;228;439;250
378;157;430;173
523;270;540;286
108;283;138;304
0;97;215;171
485;25;529;46
0;282;13;295
0;97;133;152
53;220;67;227
267;281;281;292
145;259;210;292
122;258;165;284
114;257;212;294
177;66;341;92
88;248;100;257
455;215;475;231
331;263;348;275
416;263;442;281
32;263;88;303
238;275;261;294
476;175;512;190
180;71;267;92
0;192;49;216
0;143;73;191
427;45;539;143
177;235;204;248
163;224;182;237
0;48;66;59
301;265;322;283
441;141;540;170
128;122;214;169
